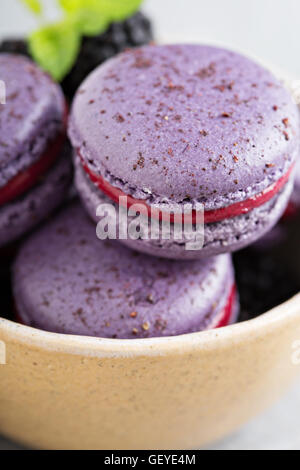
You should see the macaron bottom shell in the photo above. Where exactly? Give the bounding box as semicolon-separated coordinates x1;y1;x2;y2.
12;203;238;339
75;160;293;260
0;151;72;247
14;284;238;337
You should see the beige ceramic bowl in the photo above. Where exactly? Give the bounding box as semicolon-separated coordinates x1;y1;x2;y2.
1;291;300;450
1;47;300;452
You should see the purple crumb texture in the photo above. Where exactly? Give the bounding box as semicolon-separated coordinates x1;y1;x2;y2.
69;44;300;209
0;53;65;188
13;203;235;339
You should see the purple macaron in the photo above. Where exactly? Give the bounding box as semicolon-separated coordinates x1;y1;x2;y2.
0;54;72;247
69;44;300;260
13;202;238;339
285;153;300;217
281;106;300;218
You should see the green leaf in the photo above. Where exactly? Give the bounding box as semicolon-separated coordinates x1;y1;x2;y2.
59;0;143;34
28;19;80;81
21;0;43;15
27;0;144;80
70;9;110;36
97;0;143;22
59;0;86;12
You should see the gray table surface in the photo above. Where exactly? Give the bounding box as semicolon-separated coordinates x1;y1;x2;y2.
1;0;300;451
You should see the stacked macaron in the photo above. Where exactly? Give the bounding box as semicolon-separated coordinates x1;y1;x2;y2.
288;163;300;215
0;54;72;248
13;203;238;338
285;143;300;217
69;45;299;259
11;44;300;339
280;105;300;219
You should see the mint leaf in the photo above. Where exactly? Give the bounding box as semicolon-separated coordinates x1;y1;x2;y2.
27;0;144;81
97;0;143;22
59;0;86;12
59;0;143;34
69;9;110;36
28;19;80;81
21;0;42;15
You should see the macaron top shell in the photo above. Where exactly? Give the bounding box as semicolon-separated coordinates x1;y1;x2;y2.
69;44;299;210
13;203;234;338
0;54;65;188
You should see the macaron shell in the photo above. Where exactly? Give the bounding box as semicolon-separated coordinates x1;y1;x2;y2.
0;54;65;188
13;203;236;339
69;44;300;207
121;184;293;259
289;156;300;208
287;106;300;211
75;157;293;259
0;148;72;247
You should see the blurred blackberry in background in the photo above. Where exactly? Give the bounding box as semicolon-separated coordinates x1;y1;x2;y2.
63;12;153;98
234;248;299;323
0;244;16;321
0;38;29;56
0;12;153;99
0;265;12;320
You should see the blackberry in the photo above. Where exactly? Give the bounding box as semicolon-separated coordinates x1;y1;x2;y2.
0;244;16;321
0;38;30;57
234;248;299;323
63;12;153;98
0;265;12;320
0;11;153;99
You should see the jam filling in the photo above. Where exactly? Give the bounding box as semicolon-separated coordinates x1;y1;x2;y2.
214;284;236;329
282;200;299;220
80;151;293;224
0;108;68;207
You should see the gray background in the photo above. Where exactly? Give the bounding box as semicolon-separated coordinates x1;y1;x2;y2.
1;0;300;77
1;0;300;450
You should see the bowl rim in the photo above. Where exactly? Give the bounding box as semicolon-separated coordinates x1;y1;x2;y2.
1;293;300;358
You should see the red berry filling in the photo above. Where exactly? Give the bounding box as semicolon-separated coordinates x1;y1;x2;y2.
79;151;293;224
0;108;68;207
214;284;237;329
